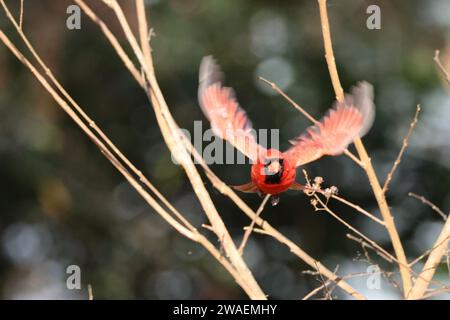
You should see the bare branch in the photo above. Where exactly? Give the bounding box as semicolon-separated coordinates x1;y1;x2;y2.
314;261;333;300
409;235;450;267
311;190;396;263
383;105;421;193
238;194;270;255
19;0;24;30
350;235;402;290
259;76;319;124
409;192;448;221
303;184;385;226
346;234;393;263
317;0;412;296
303;270;379;300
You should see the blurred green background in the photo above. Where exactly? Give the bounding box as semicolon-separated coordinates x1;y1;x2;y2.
0;0;449;299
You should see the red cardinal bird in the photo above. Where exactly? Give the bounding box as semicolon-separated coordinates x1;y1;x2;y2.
198;56;374;205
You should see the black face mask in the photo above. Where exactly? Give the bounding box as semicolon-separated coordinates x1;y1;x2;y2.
263;158;284;184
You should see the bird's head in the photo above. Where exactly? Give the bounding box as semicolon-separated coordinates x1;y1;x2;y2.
257;149;286;183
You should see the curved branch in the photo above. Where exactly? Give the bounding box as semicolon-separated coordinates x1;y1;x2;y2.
317;0;412;296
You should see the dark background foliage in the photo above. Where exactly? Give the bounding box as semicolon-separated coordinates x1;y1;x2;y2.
0;0;449;299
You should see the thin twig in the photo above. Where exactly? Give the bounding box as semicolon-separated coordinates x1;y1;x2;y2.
352;236;401;291
346;234;393;263
100;0;147;72
258;76;364;168
348;232;450;295
136;0;152;64
306;175;444;293
383;105;421;193
317;0;412;296
302;283;328;300
332;194;385;226
19;0;24;30
238;194;270;255
302;170;394;263
312;193;396;263
302;271;376;300
314;261;333;300
259;76;319;124
434;50;450;86
409;235;450;267
74;0;144;87
408;192;448;221
246;227;272;236
303;184;385;226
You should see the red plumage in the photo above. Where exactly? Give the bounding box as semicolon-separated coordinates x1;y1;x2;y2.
198;56;375;204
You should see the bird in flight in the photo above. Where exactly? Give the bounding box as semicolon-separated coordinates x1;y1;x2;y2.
198;56;374;205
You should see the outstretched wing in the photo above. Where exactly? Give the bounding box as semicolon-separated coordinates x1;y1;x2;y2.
284;82;375;167
198;56;265;162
